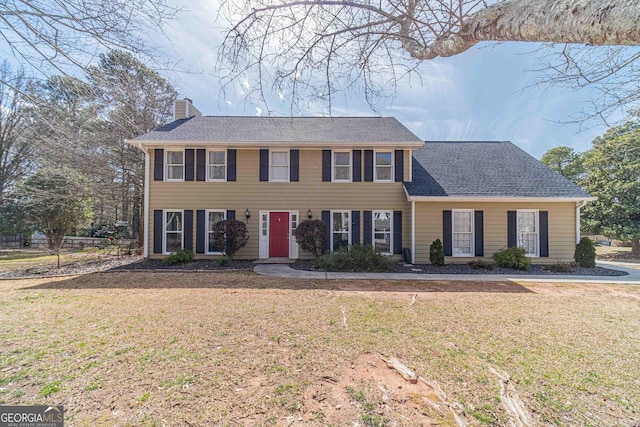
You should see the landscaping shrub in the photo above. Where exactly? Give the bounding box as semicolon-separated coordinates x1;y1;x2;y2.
315;245;394;272
467;259;495;270
294;219;328;258
210;219;249;261
546;261;574;273
429;239;445;266
492;247;531;270
574;237;596;268
163;249;194;265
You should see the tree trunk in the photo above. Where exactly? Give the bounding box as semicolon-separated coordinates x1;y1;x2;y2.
409;0;640;59
632;238;640;254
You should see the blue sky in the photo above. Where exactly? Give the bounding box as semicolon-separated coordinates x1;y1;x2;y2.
153;1;610;159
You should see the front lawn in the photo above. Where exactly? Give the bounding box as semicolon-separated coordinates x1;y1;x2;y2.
0;272;638;426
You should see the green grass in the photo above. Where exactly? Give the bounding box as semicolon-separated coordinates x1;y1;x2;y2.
0;249;110;271
0;272;639;426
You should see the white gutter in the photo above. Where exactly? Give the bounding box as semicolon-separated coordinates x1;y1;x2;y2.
576;200;588;244
406;195;597;203
411;200;416;264
127;140;425;149
133;141;150;258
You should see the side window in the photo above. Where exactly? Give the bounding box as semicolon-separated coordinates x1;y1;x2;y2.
452;209;474;256
517;210;539;257
164;210;183;253
373;210;392;253
206;210;226;254
331;211;350;251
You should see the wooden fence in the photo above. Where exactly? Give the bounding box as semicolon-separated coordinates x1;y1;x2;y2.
0;234;23;249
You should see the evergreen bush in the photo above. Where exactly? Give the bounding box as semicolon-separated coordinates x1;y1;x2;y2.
574;237;596;268
429;239;445;266
492;247;531;270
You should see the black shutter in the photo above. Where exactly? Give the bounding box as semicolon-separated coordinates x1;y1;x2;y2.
153;210;163;253
322;210;331;251
260;149;269;181
196;210;205;254
507;211;517;248
363;211;372;245
154;149;164;181
351;211;360;245
290;149;299;182
227;149;237;182
394;150;404;182
474;210;484;256
227;210;236;220
443;210;452;256
352;150;362;182
322;150;331;182
364;150;374;182
196;149;206;181
184;210;193;250
540;211;549;257
393;211;402;254
185;149;195;181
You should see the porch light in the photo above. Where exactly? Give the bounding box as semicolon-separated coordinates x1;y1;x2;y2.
245;209;251;220
307;209;313;219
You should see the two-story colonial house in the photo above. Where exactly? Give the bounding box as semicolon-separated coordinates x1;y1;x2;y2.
130;99;593;265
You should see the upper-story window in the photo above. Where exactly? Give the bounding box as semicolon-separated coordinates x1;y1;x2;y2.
332;151;351;182
374;151;393;182
165;150;184;181
270;151;289;182
208;150;226;181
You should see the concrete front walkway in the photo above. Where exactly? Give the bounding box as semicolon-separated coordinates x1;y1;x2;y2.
254;261;640;284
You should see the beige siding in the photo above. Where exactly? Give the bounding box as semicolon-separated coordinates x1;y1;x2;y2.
149;149;411;259
414;202;577;265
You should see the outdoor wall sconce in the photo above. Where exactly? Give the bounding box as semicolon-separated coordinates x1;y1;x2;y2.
245;209;251;220
307;209;313;219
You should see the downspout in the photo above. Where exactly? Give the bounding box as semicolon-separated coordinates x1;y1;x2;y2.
411;200;416;264
135;141;150;258
576;200;587;244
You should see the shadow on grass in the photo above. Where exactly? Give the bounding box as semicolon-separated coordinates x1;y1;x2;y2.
19;270;535;293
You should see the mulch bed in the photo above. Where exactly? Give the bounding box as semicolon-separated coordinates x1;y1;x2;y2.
111;258;255;271
291;260;628;276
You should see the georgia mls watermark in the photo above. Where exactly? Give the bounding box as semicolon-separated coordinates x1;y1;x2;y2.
0;406;63;427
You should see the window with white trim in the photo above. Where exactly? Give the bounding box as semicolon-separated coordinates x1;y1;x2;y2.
452;209;474;256
270;151;289;182
207;151;226;181
332;151;351;182
374;151;393;182
206;210;226;254
165;150;184;181
331;211;350;251
373;210;392;253
517;210;539;257
164;210;183;253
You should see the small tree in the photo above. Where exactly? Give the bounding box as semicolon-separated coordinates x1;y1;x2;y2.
14;167;94;267
574;237;596;268
210;219;249;261
429;239;445;266
294;219;328;258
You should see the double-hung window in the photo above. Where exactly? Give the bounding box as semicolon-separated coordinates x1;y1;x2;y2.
373;210;392;254
517;210;539;257
374;151;393;182
452;209;474;256
270;151;289;182
206;210;226;254
331;211;350;251
208;151;226;181
164;210;183;253
166;150;184;181
332;151;351;182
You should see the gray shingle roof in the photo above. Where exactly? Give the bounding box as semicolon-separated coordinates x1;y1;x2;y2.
405;141;591;199
134;116;423;144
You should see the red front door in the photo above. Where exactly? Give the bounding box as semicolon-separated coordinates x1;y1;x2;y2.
269;212;290;257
